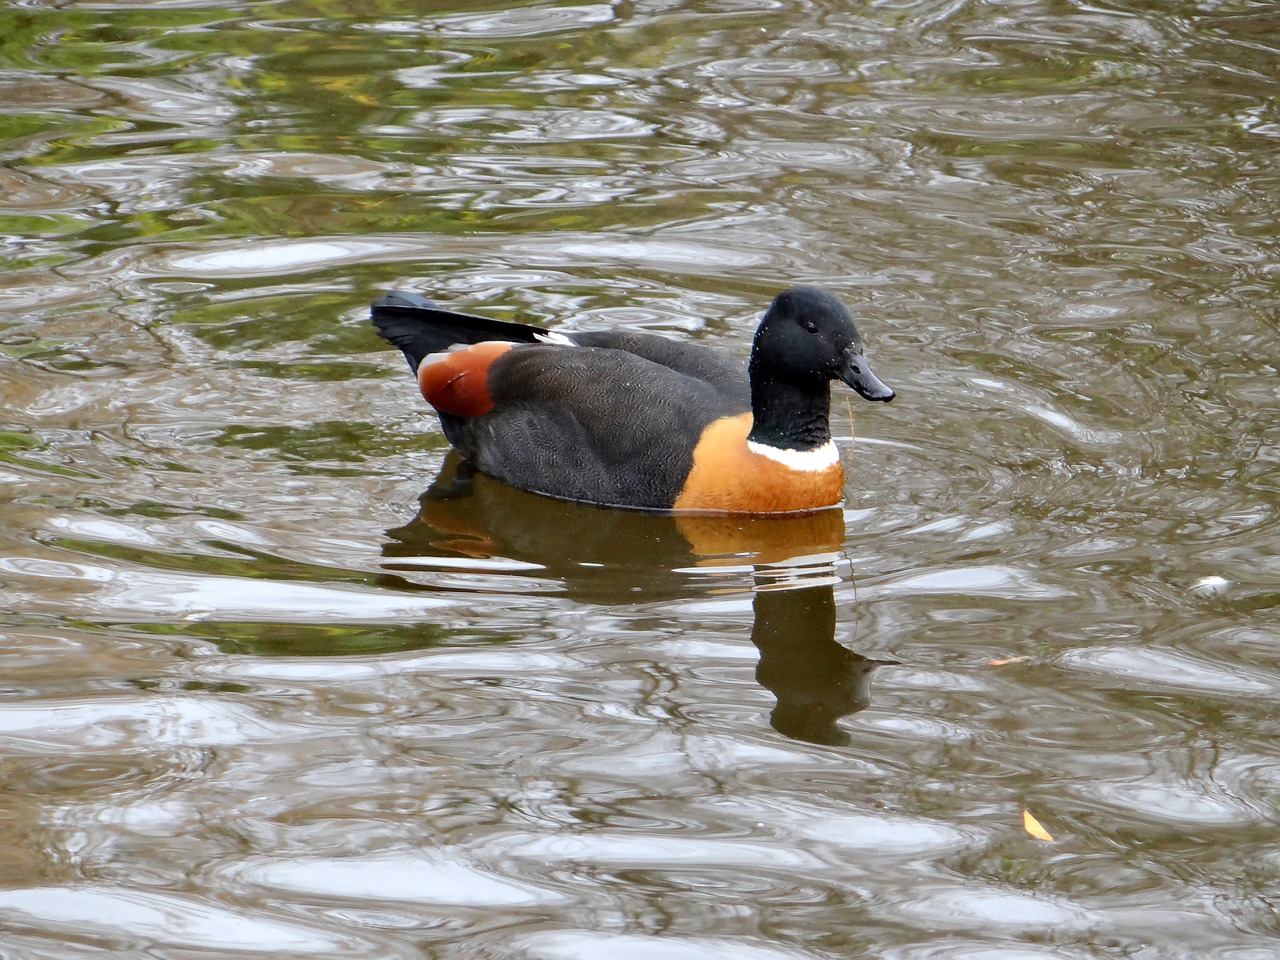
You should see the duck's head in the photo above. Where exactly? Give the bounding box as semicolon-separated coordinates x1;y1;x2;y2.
751;287;895;402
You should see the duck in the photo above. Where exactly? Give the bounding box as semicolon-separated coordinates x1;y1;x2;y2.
370;286;894;513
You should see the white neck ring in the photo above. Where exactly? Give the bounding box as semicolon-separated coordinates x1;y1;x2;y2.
746;439;839;472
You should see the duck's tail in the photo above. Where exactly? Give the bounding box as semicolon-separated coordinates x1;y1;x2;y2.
371;291;553;374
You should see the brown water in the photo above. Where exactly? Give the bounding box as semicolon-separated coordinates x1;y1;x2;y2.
2;1;1278;957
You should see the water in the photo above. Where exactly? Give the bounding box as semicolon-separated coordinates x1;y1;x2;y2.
2;0;1278;957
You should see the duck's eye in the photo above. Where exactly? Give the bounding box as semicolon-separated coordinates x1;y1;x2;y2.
803;320;818;334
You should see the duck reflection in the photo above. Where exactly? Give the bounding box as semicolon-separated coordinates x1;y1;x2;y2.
751;583;894;746
383;453;894;745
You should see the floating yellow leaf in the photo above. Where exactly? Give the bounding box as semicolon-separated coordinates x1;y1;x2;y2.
1022;808;1054;842
988;655;1030;666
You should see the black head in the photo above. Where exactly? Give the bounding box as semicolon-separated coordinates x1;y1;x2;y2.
749;286;894;402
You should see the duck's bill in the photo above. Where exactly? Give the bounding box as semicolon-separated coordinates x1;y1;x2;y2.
840;355;895;402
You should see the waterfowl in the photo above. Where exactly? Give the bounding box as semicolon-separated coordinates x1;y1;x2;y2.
370;286;894;513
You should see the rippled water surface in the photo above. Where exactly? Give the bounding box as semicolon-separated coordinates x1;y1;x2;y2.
2;1;1278;957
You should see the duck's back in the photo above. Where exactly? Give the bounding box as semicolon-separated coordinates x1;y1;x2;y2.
570;330;750;405
371;291;748;402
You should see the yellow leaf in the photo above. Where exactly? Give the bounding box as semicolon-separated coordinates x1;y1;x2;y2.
988;655;1031;666
1022;809;1054;842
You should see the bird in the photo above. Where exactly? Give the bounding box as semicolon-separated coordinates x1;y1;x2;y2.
370;286;894;514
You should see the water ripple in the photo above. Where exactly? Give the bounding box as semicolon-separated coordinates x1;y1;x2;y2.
1059;646;1279;699
709;797;980;857
0;695;311;752
477;832;827;872
221;851;566;906
1075;777;1266;829
511;931;813;960
0;886;386;955
891;883;1098;933
0;555;456;621
379;4;615;40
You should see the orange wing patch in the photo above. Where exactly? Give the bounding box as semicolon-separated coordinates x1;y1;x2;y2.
418;341;514;417
673;413;845;513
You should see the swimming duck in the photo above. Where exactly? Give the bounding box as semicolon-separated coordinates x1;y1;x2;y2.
370;286;893;513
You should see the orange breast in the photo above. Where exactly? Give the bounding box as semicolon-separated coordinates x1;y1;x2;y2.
672;413;845;513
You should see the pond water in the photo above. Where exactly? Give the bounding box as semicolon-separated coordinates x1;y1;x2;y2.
1;0;1278;957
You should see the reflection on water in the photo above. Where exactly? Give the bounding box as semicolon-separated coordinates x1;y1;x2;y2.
2;0;1279;957
752;583;896;747
384;453;851;595
386;455;895;745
